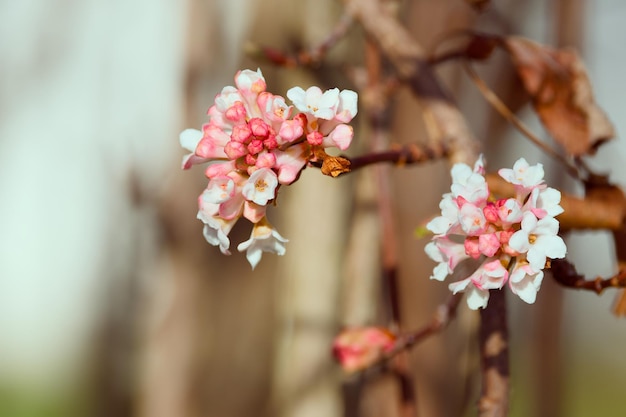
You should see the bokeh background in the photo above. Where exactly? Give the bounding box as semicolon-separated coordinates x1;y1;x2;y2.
1;0;625;416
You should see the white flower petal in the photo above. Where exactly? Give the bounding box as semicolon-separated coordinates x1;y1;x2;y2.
466;287;490;310
180;128;203;152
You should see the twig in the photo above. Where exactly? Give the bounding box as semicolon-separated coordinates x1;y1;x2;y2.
364;30;417;417
343;0;479;165
249;13;353;67
363;293;463;370
308;142;449;174
551;258;626;294
463;61;581;179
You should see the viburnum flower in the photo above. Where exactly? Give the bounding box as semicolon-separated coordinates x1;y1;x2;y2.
425;156;566;309
181;68;358;268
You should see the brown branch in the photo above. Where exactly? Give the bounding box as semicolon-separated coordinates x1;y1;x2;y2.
248;13;353;67
478;289;509;417
350;142;449;171
343;0;479;165
362;293;463;371
551;258;626;294
310;142;449;174
365;29;417;417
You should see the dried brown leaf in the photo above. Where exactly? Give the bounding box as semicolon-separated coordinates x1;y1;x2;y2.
503;36;615;156
321;155;351;177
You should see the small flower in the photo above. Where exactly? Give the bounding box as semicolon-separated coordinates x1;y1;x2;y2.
508;212;567;271
525;187;564;219
425;237;469;281
450;158;489;204
498;157;545;196
508;262;544;304
287;86;339;120
242;168;279;206
237;217;288;269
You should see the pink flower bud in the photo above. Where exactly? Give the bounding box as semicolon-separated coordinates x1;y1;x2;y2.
245;154;257;166
263;135;278;150
278;119;304;143
231;124;252;143
464;237;481;259
255;152;276;169
332;327;396;373
247;139;264;155
224;140;248;159
479;233;501;257
306;130;324;146
225;102;247;121
249;117;270;138
483;202;499;224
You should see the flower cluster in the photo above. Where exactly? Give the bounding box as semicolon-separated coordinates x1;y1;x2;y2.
181;69;358;268
425;157;567;309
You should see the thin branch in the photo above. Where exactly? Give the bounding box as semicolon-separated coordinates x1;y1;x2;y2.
551;258;626;294
362;293;463;372
308;142;449;174
344;0;479;165
248;13;353;67
363;29;418;417
463;61;581;179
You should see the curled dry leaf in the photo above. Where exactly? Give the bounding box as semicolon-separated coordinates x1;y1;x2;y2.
321;155;351;177
503;36;615;156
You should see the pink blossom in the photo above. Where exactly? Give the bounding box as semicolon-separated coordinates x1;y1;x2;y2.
181;68;358;268
332;327;396;372
425;156;566;308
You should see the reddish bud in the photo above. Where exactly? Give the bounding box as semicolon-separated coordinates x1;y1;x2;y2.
332;327;396;372
225;102;247;121
231;124;252;143
306;130;324;146
247;139;264;155
249;117;270;137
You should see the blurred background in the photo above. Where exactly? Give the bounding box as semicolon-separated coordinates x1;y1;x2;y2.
1;0;625;416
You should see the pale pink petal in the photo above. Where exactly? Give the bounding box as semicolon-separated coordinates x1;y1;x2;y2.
243;201;267;223
334;89;358;123
278;119;304;144
205;160;237;179
323;124;353;150
275;144;308;184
